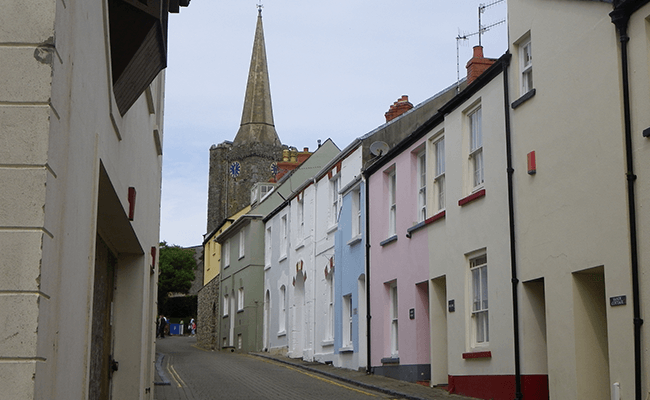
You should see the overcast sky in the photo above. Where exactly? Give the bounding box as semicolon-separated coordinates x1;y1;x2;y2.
160;0;508;247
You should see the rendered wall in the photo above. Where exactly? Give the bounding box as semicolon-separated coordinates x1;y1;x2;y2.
1;1;164;398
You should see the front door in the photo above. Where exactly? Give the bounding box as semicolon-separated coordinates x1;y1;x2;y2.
88;235;116;400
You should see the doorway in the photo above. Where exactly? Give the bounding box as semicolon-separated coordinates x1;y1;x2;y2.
89;236;116;400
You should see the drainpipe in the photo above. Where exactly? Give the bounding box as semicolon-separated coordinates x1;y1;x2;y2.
364;174;372;374
502;55;523;400
610;8;643;400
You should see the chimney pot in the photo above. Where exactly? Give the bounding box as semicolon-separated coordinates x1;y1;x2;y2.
385;95;413;122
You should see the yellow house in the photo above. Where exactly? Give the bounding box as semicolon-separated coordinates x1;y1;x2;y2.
203;206;251;285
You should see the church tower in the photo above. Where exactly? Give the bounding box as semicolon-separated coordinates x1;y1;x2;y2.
207;8;284;233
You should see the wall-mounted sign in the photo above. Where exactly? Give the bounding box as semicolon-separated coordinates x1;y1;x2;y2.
448;299;455;313
409;308;415;320
610;295;627;307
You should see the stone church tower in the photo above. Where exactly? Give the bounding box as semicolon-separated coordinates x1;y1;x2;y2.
207;9;284;233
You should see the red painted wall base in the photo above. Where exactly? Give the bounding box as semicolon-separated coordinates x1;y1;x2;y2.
448;374;548;400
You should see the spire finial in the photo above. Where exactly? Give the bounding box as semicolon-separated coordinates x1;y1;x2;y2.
257;2;263;15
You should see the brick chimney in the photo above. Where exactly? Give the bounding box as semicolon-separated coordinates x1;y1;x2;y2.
466;46;496;84
384;95;413;122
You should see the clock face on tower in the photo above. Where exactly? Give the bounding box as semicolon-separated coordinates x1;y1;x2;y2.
270;162;278;176
229;161;241;178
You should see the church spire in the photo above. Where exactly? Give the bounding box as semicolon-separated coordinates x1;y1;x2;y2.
233;7;280;146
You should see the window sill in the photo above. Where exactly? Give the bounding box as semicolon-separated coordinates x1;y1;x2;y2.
294;241;305;251
326;224;338;235
339;346;354;353
237;309;244;314
264;264;271;271
406;221;426;238
462;351;492;359
458;189;486;207
277;330;286;337
511;88;536;109
321;339;334;347
347;235;362;246
381;357;400;364
425;210;446;225
238;255;245;260
278;254;287;263
379;235;398;247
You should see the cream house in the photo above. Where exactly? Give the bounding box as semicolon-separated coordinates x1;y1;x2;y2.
0;1;188;398
508;0;649;399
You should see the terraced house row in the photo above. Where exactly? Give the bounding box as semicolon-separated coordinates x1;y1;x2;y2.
198;1;650;400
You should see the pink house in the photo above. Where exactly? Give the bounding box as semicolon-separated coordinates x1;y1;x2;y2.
365;131;435;383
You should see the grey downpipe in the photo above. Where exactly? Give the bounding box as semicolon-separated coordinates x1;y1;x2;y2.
502;57;523;400
610;9;643;400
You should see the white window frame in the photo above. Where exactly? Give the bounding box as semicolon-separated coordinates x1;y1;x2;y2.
433;136;446;211
520;38;533;95
326;274;334;340
265;226;272;268
237;287;244;312
223;239;230;268
470;253;489;346
223;294;229;317
387;168;397;237
351;188;361;239
238;230;245;259
279;285;286;334
280;214;288;259
343;294;353;348
468;106;484;190
417;150;427;222
297;196;304;240
330;174;341;227
389;282;398;357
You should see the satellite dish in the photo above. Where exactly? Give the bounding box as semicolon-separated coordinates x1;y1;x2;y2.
370;141;390;157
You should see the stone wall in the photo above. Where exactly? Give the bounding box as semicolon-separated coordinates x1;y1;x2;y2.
196;275;220;350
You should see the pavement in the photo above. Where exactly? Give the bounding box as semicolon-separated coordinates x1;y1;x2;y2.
154;336;476;400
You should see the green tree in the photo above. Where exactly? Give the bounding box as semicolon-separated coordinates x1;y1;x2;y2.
157;242;196;307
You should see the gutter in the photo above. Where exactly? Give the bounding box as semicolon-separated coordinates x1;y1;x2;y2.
610;5;645;399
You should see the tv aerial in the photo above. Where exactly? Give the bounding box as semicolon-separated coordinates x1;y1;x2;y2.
455;0;506;89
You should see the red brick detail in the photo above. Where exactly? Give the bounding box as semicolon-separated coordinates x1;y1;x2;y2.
462;351;492;359
385;95;414;122
466;46;497;84
458;189;486;206
425;210;446;225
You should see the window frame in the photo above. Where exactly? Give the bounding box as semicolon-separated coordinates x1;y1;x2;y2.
326;274;334;341
265;226;272;268
279;285;286;334
417;150;427;222
238;230;245;260
223;294;229;317
470;253;489;346
389;282;399;357
468;106;484;190
280;214;288;260
223;239;230;268
351;188;362;239
237;287;245;312
342;294;353;348
432;135;446;212
387;168;397;237
330;174;341;227
520;38;533;95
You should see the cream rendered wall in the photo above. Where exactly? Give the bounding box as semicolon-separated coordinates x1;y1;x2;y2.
508;1;635;399
626;6;650;398
426;73;513;380
1;1;164;399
